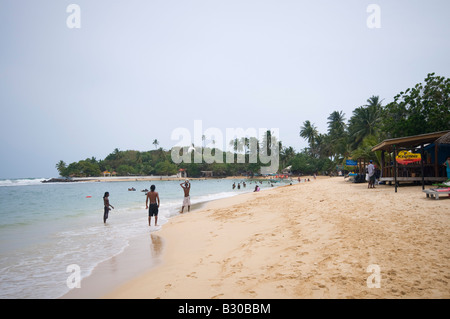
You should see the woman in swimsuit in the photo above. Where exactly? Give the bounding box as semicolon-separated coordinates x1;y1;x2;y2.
103;192;114;223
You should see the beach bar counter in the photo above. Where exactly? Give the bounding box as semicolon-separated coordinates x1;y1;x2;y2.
371;131;450;190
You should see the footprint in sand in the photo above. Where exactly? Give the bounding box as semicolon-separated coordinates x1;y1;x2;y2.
246;290;257;296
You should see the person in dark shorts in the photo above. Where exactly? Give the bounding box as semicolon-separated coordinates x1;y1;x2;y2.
103;192;114;223
145;185;160;226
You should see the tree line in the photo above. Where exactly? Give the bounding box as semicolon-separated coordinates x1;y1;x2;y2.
55;134;288;178
56;73;450;178
296;73;449;172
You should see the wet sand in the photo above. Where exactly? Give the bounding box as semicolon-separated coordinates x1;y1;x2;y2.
61;202;207;299
61;233;164;298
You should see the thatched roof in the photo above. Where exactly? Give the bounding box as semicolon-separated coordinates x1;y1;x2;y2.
435;131;450;144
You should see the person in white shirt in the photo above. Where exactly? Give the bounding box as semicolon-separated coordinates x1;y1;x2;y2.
367;160;376;189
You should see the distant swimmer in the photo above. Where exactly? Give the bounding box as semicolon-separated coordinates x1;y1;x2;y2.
180;180;191;213
145;185;160;226
103;192;114;223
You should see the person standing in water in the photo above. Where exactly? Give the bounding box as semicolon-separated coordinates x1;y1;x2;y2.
103;192;114;223
145;185;160;226
180;180;191;213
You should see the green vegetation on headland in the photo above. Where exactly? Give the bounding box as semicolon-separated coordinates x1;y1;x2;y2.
56;73;449;178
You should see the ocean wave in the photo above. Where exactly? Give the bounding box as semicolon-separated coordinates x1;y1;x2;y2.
0;178;47;187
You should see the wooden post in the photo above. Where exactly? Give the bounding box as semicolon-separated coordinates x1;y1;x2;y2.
420;144;425;190
435;143;439;177
394;144;398;193
389;150;393;182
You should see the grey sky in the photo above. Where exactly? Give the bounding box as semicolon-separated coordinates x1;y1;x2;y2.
1;0;449;178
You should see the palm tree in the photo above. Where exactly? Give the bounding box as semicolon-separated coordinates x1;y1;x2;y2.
327;111;346;138
248;136;259;162
299;120;319;156
327;110;347;159
56;160;67;177
280;146;296;168
152;139;159;150
348;96;383;149
229;138;244;154
260;130;279;157
315;133;332;159
366;95;383;108
106;148;121;162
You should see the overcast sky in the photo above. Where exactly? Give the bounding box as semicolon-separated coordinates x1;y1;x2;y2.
1;0;449;178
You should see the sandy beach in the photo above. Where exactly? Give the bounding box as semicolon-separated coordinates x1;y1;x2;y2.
100;176;449;299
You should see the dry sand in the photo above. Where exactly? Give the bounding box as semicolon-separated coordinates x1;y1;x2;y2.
104;177;450;299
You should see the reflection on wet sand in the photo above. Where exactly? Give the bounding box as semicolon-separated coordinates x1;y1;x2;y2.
150;233;163;258
62;231;165;299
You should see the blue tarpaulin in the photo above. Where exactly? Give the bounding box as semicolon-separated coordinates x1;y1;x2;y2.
424;143;450;164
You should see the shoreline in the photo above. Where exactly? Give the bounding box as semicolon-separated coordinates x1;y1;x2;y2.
60;201;209;299
60;183;281;299
102;176;449;299
60;232;164;299
43;175;293;183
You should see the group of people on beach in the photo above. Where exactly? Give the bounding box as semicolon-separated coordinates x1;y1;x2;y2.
103;157;450;226
102;180;192;226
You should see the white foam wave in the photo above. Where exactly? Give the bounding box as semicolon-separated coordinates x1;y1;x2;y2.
0;178;47;187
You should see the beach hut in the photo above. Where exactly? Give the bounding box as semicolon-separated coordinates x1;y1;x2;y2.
281;165;292;175
371;130;450;192
177;169;187;178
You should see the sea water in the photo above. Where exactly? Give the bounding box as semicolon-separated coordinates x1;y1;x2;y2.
0;178;269;299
